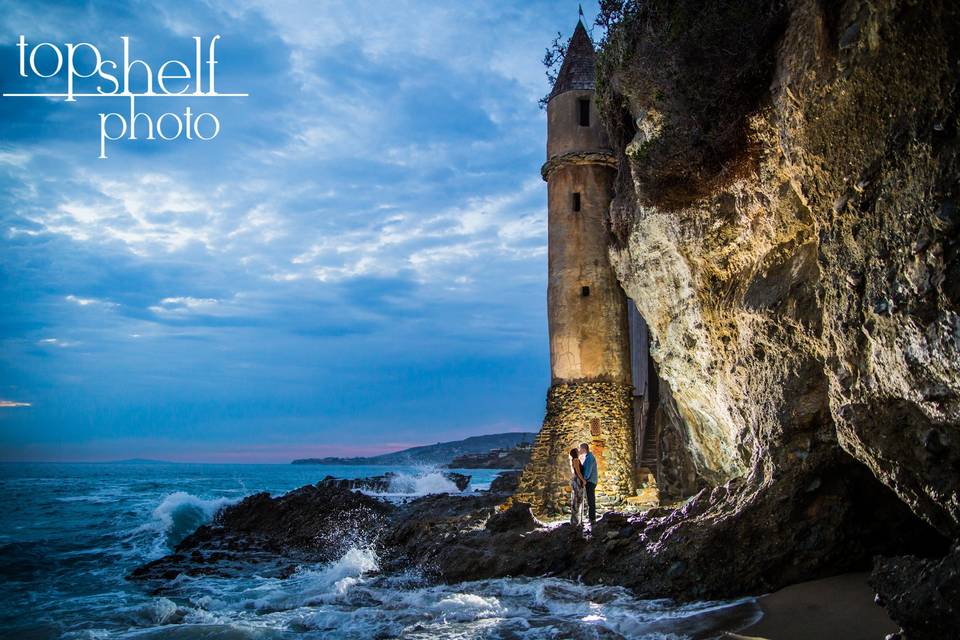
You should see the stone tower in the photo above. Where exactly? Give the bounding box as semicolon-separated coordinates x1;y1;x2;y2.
515;20;636;516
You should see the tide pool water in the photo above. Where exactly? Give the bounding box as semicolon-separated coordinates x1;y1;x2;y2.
0;462;759;639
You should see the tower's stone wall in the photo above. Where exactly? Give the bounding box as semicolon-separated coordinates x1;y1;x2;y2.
546;160;631;383
546;89;610;158
514;381;634;516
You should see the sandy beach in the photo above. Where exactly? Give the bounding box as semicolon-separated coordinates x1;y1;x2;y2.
725;573;897;640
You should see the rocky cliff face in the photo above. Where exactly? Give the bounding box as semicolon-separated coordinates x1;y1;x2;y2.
597;0;959;531
595;0;959;632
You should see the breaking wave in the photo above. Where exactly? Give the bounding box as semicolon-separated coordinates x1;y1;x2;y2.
386;469;461;495
149;491;237;548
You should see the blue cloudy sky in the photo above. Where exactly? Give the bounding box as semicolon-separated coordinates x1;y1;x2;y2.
0;1;601;462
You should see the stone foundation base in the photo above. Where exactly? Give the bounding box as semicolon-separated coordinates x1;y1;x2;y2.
514;381;636;517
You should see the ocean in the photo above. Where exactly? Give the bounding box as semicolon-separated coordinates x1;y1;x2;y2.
0;462;760;639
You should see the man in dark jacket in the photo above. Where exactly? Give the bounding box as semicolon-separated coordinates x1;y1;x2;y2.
578;442;598;524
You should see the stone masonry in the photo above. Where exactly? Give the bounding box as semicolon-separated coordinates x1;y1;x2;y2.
515;381;635;516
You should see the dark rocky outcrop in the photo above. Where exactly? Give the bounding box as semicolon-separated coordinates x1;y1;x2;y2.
380;456;944;599
870;542;960;640
484;501;541;534
316;472;471;493
129;484;393;584
488;470;522;494
128;470;943;607
381;492;587;583
206;484;394;549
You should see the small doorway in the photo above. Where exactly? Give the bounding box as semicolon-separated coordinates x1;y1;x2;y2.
628;300;659;475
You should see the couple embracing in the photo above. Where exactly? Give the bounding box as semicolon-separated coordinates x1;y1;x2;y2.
568;442;597;526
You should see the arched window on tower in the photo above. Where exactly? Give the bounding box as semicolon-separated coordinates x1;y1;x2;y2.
578;98;590;127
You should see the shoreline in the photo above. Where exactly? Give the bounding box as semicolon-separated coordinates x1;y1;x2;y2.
725;573;896;640
128;471;942;637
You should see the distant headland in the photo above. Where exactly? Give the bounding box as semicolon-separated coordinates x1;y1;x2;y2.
291;432;535;468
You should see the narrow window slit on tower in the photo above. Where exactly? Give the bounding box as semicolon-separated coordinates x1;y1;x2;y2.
578;98;590;126
572;192;581;212
581;285;590;297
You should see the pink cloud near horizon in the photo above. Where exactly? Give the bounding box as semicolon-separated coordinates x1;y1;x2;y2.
0;439;439;463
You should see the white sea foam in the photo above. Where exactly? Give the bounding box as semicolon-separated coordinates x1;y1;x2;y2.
134;597;181;625
354;467;467;498
429;592;506;622
242;547;381;612
388;469;461;495
183;549;759;640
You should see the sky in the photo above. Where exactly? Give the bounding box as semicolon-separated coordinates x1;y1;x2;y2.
0;0;602;462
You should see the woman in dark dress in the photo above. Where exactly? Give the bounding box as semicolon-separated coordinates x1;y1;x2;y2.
569;447;586;525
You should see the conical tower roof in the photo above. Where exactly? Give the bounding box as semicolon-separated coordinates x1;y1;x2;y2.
549;20;595;100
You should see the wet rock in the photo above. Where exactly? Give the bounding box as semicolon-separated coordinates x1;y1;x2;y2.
488;470;521;494
379;490;593;583
446;473;472;492
871;542;960;640
485;502;541;533
129;484;393;583
922;430;946;457
209;484;393;550
839;21;861;48
382;492;501;571
317;471;470;493
381;449;946;598
317;474;391;491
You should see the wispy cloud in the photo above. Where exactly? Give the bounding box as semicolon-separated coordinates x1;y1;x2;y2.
66;294;118;308
37;338;79;348
0;400;32;408
150;297;222;314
